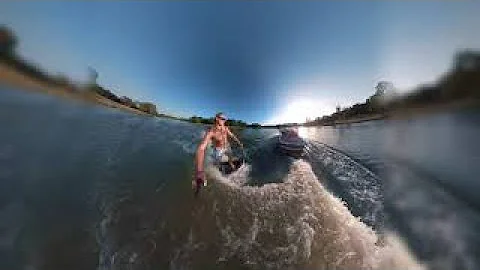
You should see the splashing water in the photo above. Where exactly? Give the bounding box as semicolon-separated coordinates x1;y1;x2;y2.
201;160;424;270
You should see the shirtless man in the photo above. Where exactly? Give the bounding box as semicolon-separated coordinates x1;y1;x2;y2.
194;112;243;189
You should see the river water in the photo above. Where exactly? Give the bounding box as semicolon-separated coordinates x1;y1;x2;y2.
1;85;479;270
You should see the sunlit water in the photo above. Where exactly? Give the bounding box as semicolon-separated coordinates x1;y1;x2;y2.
1;85;479;270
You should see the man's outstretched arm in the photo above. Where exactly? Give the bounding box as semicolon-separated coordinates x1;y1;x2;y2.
227;128;243;148
195;130;212;174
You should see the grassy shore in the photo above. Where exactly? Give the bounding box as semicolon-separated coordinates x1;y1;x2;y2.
0;63;149;116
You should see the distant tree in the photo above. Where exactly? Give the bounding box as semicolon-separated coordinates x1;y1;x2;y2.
119;96;137;108
190;116;202;123
374;81;392;96
0;25;17;57
88;67;98;86
138;102;158;115
454;50;480;72
367;81;395;112
54;74;72;88
439;51;480;100
201;118;214;124
226;119;247;127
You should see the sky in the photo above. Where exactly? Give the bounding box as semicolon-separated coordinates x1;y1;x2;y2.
1;1;480;124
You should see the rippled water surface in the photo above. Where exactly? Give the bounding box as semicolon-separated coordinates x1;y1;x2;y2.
1;86;479;270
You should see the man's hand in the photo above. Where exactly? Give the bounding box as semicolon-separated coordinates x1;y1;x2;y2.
193;170;205;189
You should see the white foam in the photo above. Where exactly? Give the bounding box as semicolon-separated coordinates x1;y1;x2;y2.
205;160;425;269
377;232;427;270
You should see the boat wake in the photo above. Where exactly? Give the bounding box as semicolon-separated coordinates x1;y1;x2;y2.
93;133;425;270
201;159;425;270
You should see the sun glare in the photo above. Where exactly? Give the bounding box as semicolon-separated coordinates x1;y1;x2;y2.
267;99;335;125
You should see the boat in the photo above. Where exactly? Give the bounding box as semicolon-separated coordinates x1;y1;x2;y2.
278;127;306;157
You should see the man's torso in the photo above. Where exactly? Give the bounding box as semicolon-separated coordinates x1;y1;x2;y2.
210;126;228;149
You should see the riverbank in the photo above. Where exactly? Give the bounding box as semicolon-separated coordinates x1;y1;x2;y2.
0;63;149;116
331;114;385;125
312;101;479;126
300;98;479;127
386;99;480;120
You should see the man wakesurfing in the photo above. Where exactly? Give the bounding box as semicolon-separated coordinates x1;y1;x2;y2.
194;112;243;195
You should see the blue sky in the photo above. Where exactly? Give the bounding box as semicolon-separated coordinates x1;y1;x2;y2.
1;1;479;124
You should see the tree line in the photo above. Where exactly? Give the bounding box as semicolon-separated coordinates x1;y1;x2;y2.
0;25;159;116
4;24;478;126
306;50;480;126
188;115;262;128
